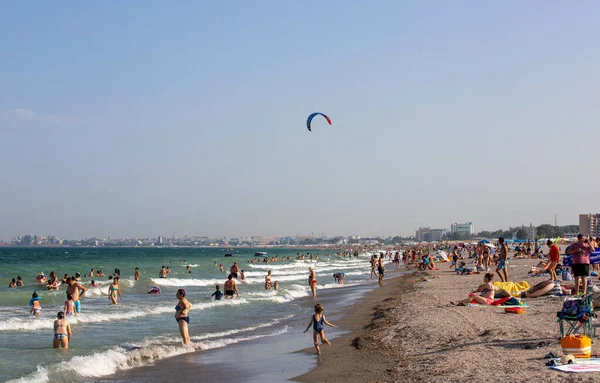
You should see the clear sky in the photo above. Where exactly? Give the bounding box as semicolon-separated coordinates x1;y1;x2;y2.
1;1;599;240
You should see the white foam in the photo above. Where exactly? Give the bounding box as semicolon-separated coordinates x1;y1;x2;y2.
190;315;292;341
8;327;289;383
150;278;225;287
0;298;250;332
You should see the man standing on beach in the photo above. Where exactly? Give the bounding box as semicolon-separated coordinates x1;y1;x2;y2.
66;277;87;314
567;234;593;295
496;237;509;282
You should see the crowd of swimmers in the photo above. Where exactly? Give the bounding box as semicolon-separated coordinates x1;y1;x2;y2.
9;249;384;351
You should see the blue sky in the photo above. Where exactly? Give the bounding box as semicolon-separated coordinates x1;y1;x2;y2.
1;1;599;239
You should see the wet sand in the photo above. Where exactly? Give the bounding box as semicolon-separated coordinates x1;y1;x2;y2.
98;271;398;383
296;257;600;383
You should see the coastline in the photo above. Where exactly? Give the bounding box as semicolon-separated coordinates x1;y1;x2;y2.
293;268;413;382
299;257;600;383
97;269;404;383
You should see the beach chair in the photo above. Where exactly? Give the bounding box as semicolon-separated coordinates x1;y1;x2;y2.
557;295;596;340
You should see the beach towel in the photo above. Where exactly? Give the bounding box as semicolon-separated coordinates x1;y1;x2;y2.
493;281;530;297
551;359;600;373
490;297;511;306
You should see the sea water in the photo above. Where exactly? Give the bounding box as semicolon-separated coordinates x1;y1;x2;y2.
0;247;384;382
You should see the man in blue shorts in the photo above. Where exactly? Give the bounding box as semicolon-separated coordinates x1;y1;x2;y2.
496;237;509;282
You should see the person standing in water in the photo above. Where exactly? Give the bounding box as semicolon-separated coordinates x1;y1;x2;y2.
377;254;385;287
265;270;273;290
134;267;140;280
64;294;76;316
308;267;317;299
175;289;192;345
159;266;167;278
66;278;87;314
303;303;336;356
53;311;72;349
29;292;41;316
230;262;240;279
211;284;223;301
224;274;240;299
108;277;122;304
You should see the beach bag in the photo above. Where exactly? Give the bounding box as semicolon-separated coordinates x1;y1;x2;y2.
549;281;562;295
561;335;592;358
561;298;586;317
562;270;573;281
503;297;522;306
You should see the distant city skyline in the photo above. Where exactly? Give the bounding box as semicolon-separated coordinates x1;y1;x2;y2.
0;216;581;244
1;2;599;240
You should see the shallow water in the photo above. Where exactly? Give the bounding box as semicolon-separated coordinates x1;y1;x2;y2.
0;247;387;382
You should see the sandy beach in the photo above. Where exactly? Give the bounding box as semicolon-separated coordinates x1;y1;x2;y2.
295;256;600;383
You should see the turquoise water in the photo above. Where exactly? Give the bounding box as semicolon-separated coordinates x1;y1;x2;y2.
0;247;380;382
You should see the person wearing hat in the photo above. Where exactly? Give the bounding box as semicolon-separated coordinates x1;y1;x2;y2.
308;267;317;299
36;272;47;284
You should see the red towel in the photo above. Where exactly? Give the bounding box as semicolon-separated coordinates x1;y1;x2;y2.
491;297;511;306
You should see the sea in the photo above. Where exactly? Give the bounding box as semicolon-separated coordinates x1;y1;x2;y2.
0;247;387;383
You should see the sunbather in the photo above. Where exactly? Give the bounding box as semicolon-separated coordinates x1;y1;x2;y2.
451;273;495;306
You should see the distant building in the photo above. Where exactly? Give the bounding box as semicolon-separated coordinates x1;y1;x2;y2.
415;227;431;242
416;227;447;242
580;214;600;238
451;222;474;235
158;236;164;245
508;224;536;241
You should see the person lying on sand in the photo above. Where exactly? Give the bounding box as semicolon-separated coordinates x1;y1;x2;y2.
450;273;495;306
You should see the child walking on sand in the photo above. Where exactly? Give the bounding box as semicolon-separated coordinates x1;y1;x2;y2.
304;303;336;355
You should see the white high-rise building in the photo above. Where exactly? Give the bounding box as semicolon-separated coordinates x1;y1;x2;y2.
451;222;474;235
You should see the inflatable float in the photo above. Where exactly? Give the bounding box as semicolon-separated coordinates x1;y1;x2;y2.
148;286;161;294
563;251;600;266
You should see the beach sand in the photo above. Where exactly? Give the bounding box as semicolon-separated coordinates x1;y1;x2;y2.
295;257;600;383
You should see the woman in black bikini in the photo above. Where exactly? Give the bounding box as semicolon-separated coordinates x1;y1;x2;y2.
175;289;192;345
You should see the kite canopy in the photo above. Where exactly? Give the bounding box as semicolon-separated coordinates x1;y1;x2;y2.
306;112;332;131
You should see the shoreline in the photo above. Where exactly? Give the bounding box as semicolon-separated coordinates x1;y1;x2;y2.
97;268;406;383
299;257;600;383
293;267;414;382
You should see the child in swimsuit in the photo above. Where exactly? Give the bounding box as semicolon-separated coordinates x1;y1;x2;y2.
303;303;336;355
64;294;76;316
211;284;223;301
29;292;42;316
